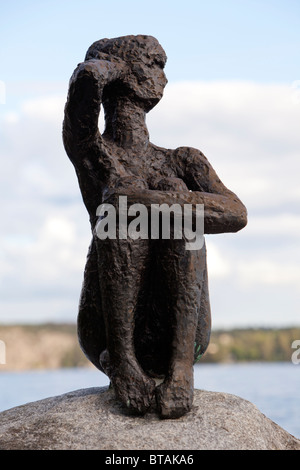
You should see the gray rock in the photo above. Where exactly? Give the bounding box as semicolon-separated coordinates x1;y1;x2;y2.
0;387;299;450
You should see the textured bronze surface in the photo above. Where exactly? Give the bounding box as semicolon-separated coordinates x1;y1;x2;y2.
63;35;247;418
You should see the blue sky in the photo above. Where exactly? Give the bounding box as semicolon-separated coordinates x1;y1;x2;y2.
1;0;300;84
1;0;300;328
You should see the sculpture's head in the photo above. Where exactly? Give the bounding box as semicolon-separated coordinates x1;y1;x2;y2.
85;35;168;112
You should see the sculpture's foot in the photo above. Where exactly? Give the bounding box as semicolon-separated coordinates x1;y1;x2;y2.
156;364;194;419
112;361;157;415
100;350;156;415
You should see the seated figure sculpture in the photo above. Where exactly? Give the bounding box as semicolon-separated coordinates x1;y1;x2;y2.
63;35;247;419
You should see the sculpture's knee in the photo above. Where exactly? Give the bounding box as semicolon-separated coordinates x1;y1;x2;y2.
99;349;111;376
194;312;211;363
194;334;210;363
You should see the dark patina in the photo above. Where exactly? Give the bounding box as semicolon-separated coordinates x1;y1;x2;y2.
63;35;247;418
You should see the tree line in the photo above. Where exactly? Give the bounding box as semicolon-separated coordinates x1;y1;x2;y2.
200;327;300;363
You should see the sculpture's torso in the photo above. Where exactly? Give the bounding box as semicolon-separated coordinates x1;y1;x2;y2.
101;138;189;193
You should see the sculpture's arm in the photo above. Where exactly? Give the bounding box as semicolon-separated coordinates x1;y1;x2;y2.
63;58;126;164
104;186;246;234
174;146;248;233
63;59;128;218
102;145;247;234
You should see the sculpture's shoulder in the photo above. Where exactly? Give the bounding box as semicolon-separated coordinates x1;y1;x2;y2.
165;146;210;180
149;144;211;183
148;143;174;171
150;143;206;165
172;146;208;164
149;142;170;157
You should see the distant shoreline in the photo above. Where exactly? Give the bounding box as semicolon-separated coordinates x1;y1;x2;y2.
0;323;299;371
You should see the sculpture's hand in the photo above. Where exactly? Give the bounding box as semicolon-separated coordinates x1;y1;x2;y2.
70;57;129;89
149;176;188;192
114;175;149;191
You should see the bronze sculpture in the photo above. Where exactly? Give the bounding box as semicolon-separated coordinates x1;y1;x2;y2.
63;35;247;418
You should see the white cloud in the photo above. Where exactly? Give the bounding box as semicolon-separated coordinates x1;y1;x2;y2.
1;211;89;289
148;80;300;211
245;214;300;237
3;112;19;124
21;95;65;122
1;81;300;326
206;240;232;279
0;94;78;201
41;216;75;244
0;94;91;322
237;259;300;286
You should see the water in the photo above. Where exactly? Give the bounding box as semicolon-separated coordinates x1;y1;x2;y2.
0;362;299;439
194;362;300;439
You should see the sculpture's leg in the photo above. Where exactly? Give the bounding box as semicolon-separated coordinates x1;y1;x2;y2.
155;239;209;419
77;238;107;372
194;252;211;363
95;236;156;414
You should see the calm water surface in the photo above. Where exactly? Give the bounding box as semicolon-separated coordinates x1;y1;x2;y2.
0;362;299;438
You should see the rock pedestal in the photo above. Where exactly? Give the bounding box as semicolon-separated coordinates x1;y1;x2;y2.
0;387;299;450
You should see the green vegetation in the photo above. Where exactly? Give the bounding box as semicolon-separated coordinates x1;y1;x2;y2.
200;327;300;363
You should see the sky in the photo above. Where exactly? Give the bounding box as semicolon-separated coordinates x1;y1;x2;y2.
1;0;300;329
